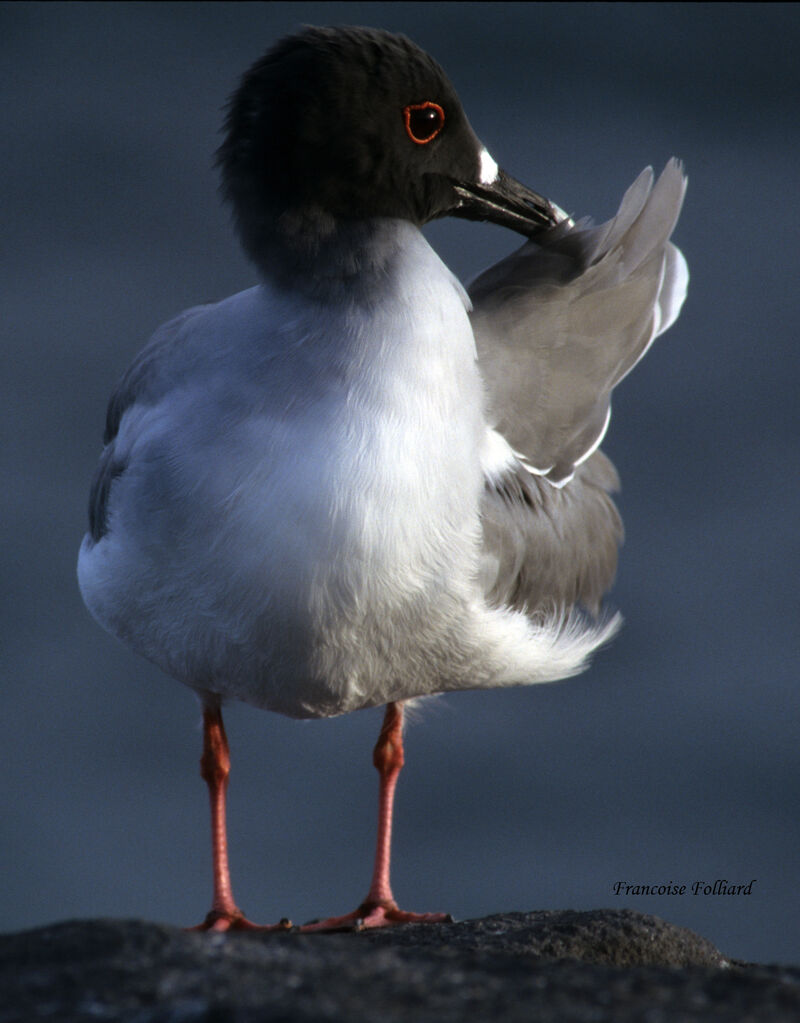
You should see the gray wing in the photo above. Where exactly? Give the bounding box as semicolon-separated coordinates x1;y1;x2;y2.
480;450;623;616
470;159;688;485
102;304;211;445
87;303;211;542
474;161;688;614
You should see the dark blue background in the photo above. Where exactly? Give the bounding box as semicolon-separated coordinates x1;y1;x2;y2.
3;2;798;962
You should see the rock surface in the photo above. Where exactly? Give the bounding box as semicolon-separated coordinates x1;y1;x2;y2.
2;910;798;1022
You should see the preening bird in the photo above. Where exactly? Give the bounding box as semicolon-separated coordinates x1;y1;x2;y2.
78;25;688;931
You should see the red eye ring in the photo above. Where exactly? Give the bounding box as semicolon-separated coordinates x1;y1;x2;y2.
403;101;445;145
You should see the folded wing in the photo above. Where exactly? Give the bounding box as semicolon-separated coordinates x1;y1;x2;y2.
473;160;688;614
471;159;688;486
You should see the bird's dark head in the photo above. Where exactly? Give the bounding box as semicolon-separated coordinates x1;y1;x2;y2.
218;26;563;275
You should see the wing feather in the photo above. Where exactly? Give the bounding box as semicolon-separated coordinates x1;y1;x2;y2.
481;449;622;615
475;161;688;615
86;303;211;544
470;159;688;486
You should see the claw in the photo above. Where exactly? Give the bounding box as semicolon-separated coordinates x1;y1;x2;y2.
301;900;451;933
189;910;292;932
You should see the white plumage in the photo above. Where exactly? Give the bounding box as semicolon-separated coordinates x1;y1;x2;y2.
77;25;687;930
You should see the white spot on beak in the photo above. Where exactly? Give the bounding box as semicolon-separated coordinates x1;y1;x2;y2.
479;148;499;185
551;201;575;227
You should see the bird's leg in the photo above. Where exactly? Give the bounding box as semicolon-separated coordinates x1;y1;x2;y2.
301;701;451;932
189;701;290;932
364;699;405;907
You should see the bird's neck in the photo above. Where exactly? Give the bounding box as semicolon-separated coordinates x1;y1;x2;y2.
248;213;421;305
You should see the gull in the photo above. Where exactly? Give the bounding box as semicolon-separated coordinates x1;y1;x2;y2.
78;25;688;932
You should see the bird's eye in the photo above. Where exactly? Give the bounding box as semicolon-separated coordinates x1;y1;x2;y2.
403;102;445;145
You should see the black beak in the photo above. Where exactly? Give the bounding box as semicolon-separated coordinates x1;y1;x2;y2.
449;168;564;237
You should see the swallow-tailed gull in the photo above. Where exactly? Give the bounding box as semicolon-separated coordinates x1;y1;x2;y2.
78;26;688;931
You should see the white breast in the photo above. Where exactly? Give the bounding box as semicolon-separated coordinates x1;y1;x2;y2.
79;224;487;717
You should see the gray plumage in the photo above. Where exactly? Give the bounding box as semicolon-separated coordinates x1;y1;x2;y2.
481;450;622;615
476;160;687;616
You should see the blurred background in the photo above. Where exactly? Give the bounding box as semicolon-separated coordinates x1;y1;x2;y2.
3;2;798;963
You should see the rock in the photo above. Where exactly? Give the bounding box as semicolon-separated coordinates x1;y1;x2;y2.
1;910;798;1022
359;909;726;967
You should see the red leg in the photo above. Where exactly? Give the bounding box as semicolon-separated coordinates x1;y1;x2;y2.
301;701;451;932
189;702;290;932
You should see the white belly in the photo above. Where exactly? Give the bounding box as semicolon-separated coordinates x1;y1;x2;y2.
78;229;487;718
